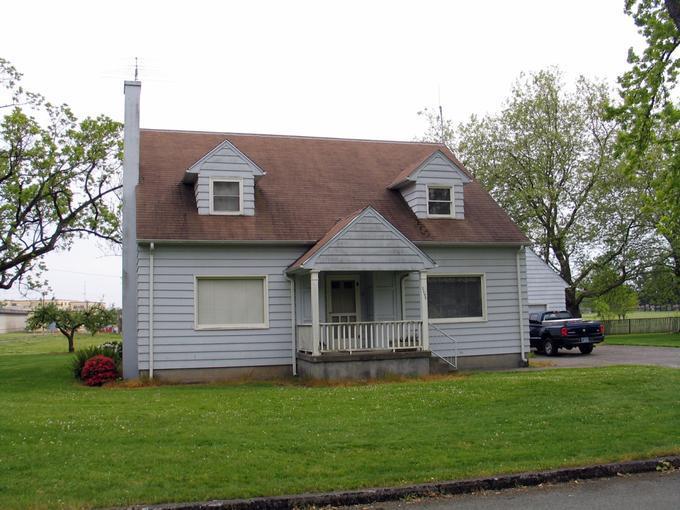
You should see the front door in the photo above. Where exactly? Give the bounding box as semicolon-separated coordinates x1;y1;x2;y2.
327;276;360;323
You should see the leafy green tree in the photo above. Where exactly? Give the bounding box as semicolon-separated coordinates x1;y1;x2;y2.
27;303;85;352
638;264;680;305
593;286;640;319
610;1;680;280
82;304;118;336
0;58;122;292
589;265;640;319
421;69;659;316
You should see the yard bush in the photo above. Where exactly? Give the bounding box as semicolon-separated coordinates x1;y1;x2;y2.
80;355;118;386
72;341;122;380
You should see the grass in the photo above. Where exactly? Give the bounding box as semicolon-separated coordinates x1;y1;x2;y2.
0;333;679;509
0;331;118;356
582;310;680;319
605;332;680;348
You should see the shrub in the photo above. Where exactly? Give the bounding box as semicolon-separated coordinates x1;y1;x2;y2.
81;355;118;386
72;341;122;380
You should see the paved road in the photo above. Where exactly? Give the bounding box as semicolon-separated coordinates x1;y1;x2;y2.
531;344;680;369
346;471;680;510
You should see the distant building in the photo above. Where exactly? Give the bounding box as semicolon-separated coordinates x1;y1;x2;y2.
0;309;29;333
1;299;105;311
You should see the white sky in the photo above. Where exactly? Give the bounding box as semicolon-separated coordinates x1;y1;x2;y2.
0;0;642;307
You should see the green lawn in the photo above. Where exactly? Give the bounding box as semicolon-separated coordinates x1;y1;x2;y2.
606;332;680;348
0;331;118;356
0;333;679;509
582;310;680;319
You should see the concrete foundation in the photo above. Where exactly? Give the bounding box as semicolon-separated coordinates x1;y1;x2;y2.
430;352;527;373
139;365;292;383
137;353;526;384
297;351;431;380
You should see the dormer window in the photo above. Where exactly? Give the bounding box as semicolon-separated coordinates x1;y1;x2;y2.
427;185;453;217
210;178;243;215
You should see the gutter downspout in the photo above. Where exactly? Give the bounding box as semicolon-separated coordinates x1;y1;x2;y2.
149;242;155;379
285;275;297;376
516;246;527;364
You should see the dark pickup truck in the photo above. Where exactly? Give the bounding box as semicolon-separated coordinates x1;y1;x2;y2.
529;311;605;355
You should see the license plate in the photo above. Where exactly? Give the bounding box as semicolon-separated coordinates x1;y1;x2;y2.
581;337;591;343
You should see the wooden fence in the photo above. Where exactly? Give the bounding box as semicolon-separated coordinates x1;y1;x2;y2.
601;317;680;335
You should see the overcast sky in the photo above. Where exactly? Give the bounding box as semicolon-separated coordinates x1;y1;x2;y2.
0;0;642;307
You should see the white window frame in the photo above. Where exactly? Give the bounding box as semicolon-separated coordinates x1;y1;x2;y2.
426;184;454;218
209;177;244;215
194;275;269;330
427;273;487;324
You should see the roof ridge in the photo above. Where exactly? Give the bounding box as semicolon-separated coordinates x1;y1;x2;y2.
140;127;447;147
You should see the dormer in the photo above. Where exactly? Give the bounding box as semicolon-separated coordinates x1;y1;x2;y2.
388;149;471;220
182;139;265;216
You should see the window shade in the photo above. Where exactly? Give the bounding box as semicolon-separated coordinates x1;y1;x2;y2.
212;181;240;212
197;277;265;327
427;276;483;319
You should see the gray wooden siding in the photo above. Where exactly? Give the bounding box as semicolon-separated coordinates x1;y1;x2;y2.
308;208;433;271
372;272;398;321
192;145;257;216
525;249;568;310
137;243;527;371
399;154;466;219
404;246;529;357
295;273;312;324
295;271;402;325
137;245;306;370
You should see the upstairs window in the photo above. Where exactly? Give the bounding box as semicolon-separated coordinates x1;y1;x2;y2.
427;185;453;217
210;178;242;215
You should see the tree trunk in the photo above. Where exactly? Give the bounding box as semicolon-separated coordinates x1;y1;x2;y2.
67;333;75;353
665;0;680;31
565;287;582;317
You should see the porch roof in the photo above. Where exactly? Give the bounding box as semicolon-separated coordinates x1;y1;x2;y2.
287;206;436;272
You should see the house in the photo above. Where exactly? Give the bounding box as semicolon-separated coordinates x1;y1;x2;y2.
121;81;532;381
0;308;29;334
525;250;569;314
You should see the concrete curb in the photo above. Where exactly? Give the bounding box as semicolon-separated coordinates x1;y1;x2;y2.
127;456;680;510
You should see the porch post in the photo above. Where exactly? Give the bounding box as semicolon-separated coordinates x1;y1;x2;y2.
310;270;321;356
419;271;430;351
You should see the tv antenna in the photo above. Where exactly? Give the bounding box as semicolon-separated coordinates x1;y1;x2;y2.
438;86;445;144
134;57;139;81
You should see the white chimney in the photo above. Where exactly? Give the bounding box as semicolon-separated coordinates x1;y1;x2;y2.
122;80;141;379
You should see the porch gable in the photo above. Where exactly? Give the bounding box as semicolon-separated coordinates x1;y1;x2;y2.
288;206;436;272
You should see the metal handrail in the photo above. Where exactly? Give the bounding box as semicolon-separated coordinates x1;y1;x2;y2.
430;322;458;370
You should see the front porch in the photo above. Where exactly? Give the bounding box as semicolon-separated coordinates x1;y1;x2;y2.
291;269;435;379
293;270;430;355
286;206;438;379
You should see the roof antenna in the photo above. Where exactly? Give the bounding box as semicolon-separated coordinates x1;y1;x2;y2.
438;85;445;145
134;57;139;81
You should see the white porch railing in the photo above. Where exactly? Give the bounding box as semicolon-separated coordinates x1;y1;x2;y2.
319;320;423;353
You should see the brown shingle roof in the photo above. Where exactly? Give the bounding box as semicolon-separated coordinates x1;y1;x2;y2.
137;129;528;244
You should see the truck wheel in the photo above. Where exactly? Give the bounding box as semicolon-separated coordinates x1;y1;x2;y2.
579;344;594;354
543;338;558;356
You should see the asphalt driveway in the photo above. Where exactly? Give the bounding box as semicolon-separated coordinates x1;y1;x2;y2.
347;470;680;510
531;344;680;369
